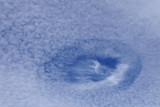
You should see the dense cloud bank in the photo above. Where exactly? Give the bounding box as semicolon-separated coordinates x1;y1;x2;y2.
0;0;160;107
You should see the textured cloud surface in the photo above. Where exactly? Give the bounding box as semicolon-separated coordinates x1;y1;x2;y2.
0;0;160;107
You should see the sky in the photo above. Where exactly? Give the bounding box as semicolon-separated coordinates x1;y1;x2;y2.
0;0;160;107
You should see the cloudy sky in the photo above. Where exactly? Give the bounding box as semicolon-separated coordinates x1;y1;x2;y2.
0;0;160;107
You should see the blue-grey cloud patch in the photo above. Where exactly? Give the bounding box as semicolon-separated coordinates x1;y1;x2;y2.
39;39;142;93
